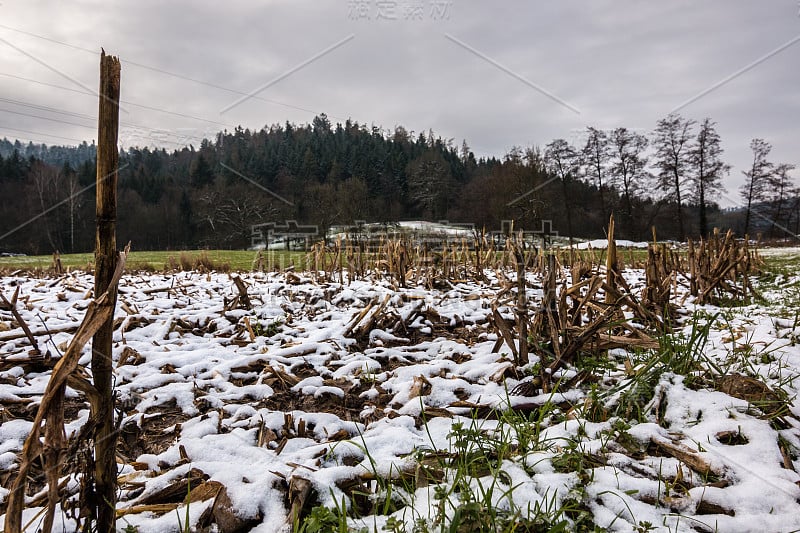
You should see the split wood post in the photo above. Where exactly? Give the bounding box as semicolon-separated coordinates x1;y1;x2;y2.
2;253;128;533
540;252;559;392
605;215;617;304
514;234;528;366
92;49;121;532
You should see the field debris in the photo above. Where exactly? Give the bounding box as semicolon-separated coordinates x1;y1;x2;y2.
1;237;799;532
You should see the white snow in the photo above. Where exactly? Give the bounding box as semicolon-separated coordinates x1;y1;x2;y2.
573;239;650;249
1;251;799;531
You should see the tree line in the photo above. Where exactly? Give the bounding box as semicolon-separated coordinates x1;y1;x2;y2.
0;113;797;254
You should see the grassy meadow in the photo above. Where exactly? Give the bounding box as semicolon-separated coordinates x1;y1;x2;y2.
0;249;306;272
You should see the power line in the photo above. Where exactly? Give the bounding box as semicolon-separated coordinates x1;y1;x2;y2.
0;103;209;145
0;23;344;120
0;34;115;113
120;60;342;120
0;23;96;54
0;125;85;143
0;124;195;149
0;96;95;121
0;107;94;130
0;72;235;128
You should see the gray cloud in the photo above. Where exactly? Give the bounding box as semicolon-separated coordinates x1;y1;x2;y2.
0;0;797;205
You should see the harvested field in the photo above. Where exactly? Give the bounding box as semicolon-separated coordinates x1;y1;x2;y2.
1;241;799;532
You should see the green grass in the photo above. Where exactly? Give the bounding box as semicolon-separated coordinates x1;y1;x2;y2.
303;399;590;533
760;253;800;284
0;249;306;272
758;252;800;311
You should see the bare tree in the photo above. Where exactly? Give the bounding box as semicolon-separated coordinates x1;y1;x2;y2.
198;186;279;247
28;161;62;251
653;114;695;241
65;174;83;252
768;163;797;238
544;138;580;246
338;176;372;223
689;118;729;237
506;147;546;230
608;128;649;237
791;192;800;238
304;181;342;243
407;150;454;220
740;138;774;237
581;127;610;227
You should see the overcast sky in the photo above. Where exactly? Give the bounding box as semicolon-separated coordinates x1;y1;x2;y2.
0;0;797;206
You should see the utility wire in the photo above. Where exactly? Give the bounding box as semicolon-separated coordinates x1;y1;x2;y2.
0;72;235;128
0;103;209;154
0;107;94;129
0;23;343;119
0;103;207;147
0;23;96;54
0;104;209;145
0;96;95;121
0;125;85;143
0;125;194;149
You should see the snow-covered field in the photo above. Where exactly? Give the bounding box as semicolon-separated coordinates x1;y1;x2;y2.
1;251;800;532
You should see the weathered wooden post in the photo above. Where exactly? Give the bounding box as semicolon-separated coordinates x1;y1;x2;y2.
514;233;528;367
92;49;121;531
605;214;617;304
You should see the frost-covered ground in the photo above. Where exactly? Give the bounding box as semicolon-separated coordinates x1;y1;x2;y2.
1;251;800;532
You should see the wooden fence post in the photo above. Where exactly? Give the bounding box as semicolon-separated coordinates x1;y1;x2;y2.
514;233;528;367
92;49;121;531
605;214;617;304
